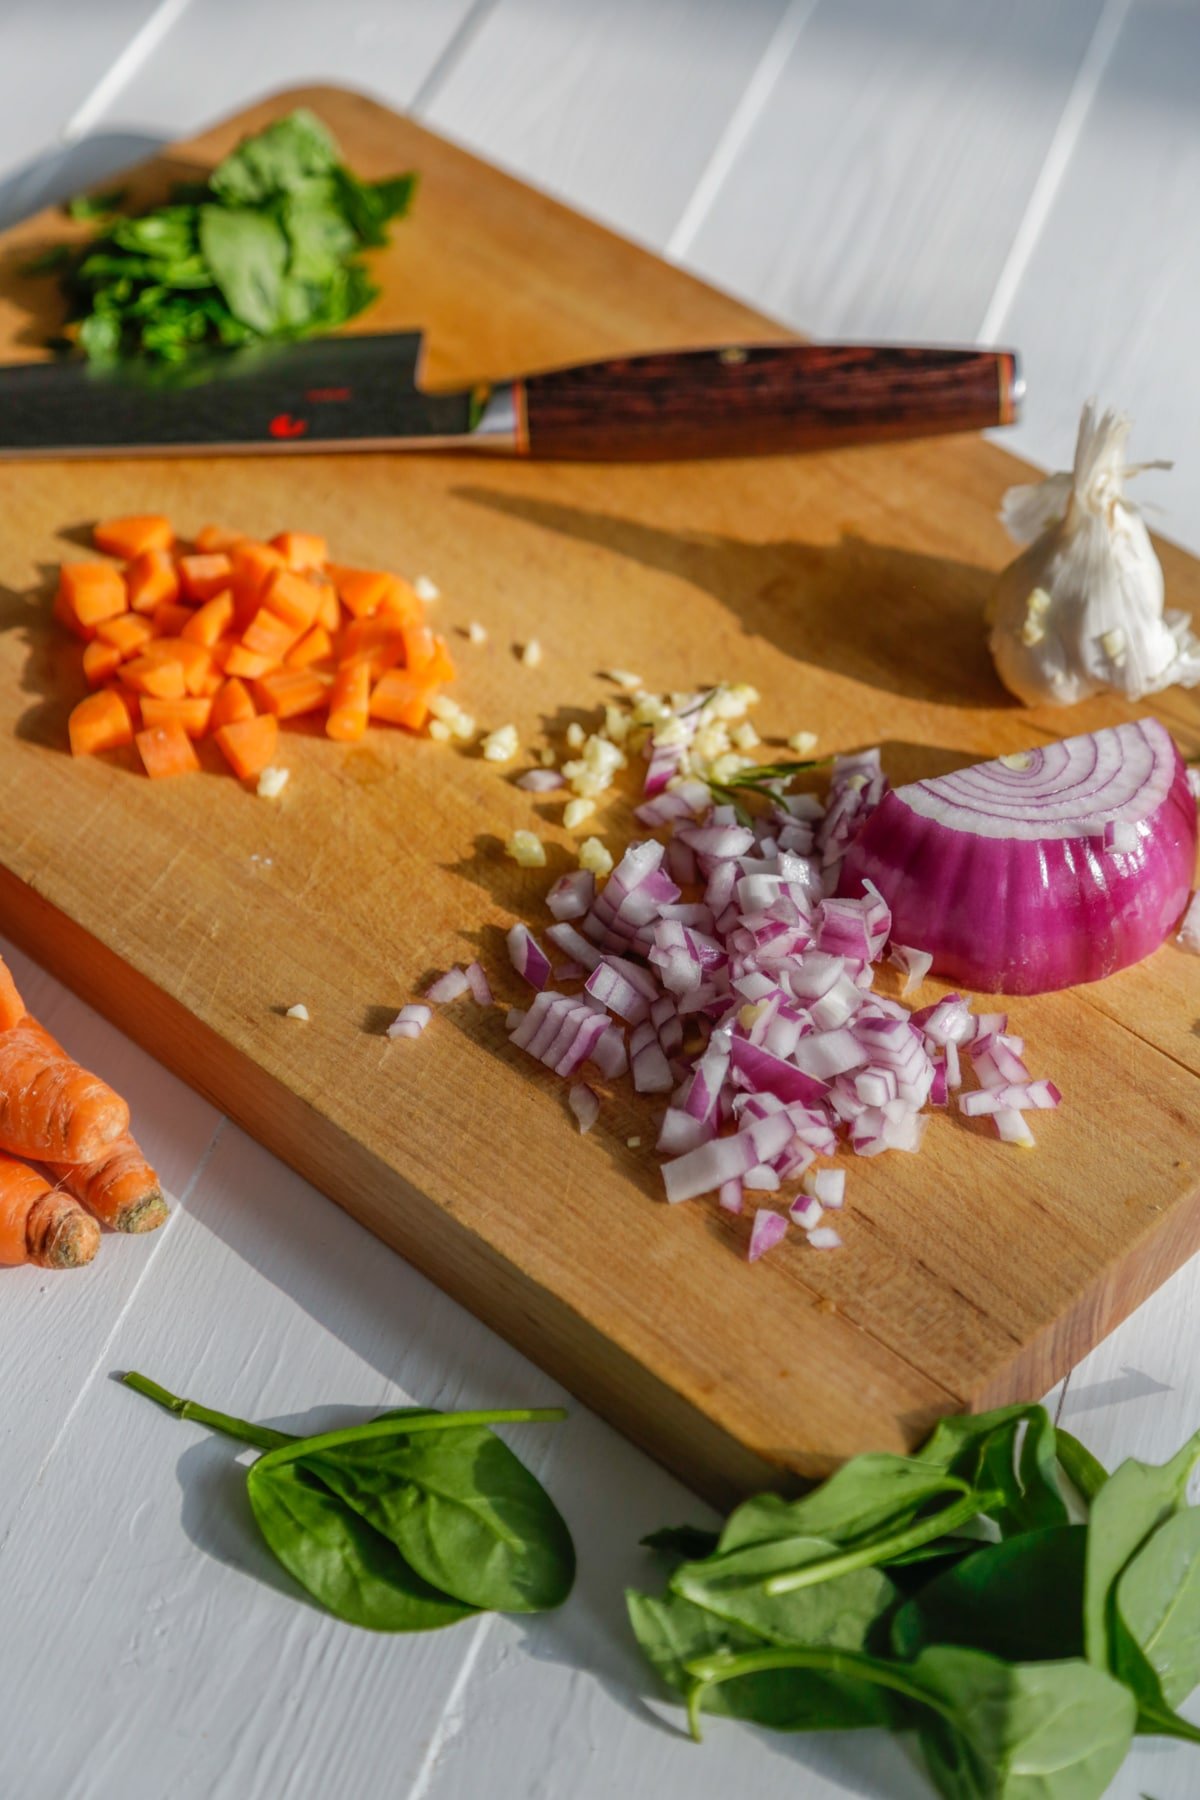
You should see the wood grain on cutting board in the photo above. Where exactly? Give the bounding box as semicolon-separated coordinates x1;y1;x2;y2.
0;86;1197;1506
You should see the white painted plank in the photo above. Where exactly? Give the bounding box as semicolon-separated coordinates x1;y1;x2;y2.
677;0;1107;342
0;0;171;226
0;935;219;1547
994;0;1200;552
0;1123;576;1798
79;0;484;143
422;0;797;249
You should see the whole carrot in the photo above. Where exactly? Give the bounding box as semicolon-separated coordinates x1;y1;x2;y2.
0;1018;129;1163
0;1153;99;1268
48;1133;167;1234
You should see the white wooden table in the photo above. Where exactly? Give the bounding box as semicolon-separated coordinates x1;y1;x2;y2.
1;4;1198;1795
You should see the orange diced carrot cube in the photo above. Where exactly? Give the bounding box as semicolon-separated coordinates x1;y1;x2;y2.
270;530;327;570
242;607;300;662
181;591;235;647
92;514;173;559
263;568;321;633
224;644;277;680
254;667;329;719
126;548;180;614
82;639;124;685
197;668;223;698
370;671;439;731
330;566;394;619
285;624;334;669
150;637;212;696
152;600;194;636
214;714;278;780
58;562;127;627
139;695;213;738
210;676;256;729
53;586;95;640
178;553;233;602
422;635;457;684
124;655;186;700
104;683;142;730
194;524;247;553
230;542;286;626
376;576;424;627
315;578;342;633
68;689;134;756
326;659;371;742
96;613;156;657
340;616;405;674
402;623;436;670
135;719;199;778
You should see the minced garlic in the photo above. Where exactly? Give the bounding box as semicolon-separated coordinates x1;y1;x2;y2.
285;1003;310;1021
579;837;613;876
257;766;289;799
565;722;585;750
563;797;595;829
428;720;452;742
414;575;440;602
506;830;546;867
482;724;519;763
605;669;642;690
467;621;488;645
788;731;818;755
520;639;543;668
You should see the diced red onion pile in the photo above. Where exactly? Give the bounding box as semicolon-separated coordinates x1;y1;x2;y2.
489;749;1060;1259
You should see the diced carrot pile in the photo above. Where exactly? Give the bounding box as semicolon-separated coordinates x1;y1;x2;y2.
57;516;457;780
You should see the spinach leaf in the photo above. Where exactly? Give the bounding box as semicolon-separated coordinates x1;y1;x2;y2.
640;1524;720;1565
718;1455;971;1553
210;108;339;204
198;205;288;334
917;1405;1069;1538
627;1589;897;1732
685;1644;1135;1798
122;1373;572;1632
1056;1430;1108;1504
302;1418;575;1612
1114;1505;1200;1709
672;1532;898;1649
1083;1428;1200;1670
891;1526;1086;1663
247;1456;477;1631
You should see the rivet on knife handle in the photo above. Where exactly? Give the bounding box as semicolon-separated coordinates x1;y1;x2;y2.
496;344;1022;461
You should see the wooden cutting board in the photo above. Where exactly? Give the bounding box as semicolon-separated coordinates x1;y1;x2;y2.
0;87;1198;1506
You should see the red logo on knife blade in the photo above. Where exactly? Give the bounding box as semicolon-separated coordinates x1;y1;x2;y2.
269;413;309;439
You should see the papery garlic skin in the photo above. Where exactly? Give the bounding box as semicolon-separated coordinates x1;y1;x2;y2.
988;402;1200;705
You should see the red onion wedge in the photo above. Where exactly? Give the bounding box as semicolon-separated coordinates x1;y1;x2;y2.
840;718;1197;994
507;923;552;991
748;1209;788;1262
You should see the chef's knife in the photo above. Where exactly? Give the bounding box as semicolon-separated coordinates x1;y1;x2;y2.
0;332;1021;460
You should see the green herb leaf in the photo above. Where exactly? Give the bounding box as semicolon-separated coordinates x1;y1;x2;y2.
672;1531;898;1649
1113;1505;1200;1710
891;1526;1086;1664
916;1404;1069;1538
197;205;288;333
209;108;339;205
640;1523;720;1565
718;1455;973;1554
65;186;127;220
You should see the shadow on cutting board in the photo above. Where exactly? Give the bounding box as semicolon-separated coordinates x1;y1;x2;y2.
454;485;1010;712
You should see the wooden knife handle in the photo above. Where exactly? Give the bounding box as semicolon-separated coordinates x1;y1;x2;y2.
514;344;1021;461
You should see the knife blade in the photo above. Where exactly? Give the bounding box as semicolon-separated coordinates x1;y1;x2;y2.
0;332;1021;460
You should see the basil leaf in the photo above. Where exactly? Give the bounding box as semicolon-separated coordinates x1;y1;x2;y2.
1083;1428;1200;1670
198;205;288;333
627;1590;897;1732
891;1526;1086;1664
305;1421;574;1613
246;1456;477;1632
210;108;339;205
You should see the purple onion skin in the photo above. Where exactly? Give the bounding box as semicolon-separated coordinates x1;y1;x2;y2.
839;749;1197;995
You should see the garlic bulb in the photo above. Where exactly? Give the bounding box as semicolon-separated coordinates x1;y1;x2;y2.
988;401;1200;705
